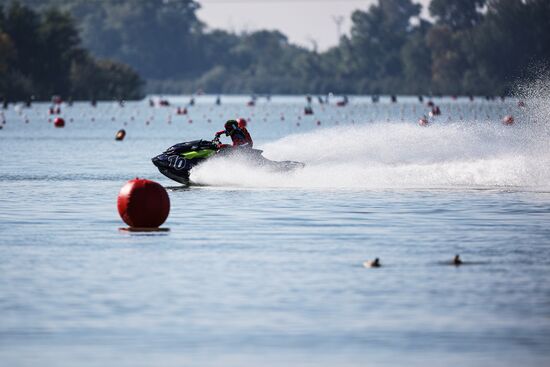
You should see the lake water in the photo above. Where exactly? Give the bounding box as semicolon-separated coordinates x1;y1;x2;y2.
1;96;549;366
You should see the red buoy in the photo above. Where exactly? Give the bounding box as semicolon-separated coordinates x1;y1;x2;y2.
117;178;170;228
54;117;65;128
115;129;126;141
502;115;514;125
418;117;429;126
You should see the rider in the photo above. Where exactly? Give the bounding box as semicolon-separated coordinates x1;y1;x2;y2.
237;118;253;148
215;120;249;148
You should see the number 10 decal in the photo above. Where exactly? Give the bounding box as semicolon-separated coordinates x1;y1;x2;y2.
167;155;187;170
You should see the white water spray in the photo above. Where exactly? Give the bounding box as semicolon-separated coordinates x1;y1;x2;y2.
191;80;550;189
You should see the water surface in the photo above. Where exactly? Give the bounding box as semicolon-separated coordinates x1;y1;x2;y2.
1;96;549;366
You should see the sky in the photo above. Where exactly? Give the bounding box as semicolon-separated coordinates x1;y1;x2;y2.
196;0;431;51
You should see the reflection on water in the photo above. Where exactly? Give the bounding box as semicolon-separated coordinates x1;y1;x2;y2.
0;97;549;367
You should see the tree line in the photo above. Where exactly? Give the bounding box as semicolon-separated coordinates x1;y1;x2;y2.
1;0;549;99
0;1;143;102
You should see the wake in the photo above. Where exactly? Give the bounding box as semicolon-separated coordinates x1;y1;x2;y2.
190;119;549;189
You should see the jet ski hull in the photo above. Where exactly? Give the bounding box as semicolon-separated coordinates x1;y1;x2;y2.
152;139;304;185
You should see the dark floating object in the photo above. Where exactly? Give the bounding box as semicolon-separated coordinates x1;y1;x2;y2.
363;258;381;268
429;105;441;117
304;106;314;115
453;254;463;266
115;129;126;141
390;95;397;103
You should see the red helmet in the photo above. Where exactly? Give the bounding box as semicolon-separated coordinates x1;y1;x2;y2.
237;118;247;128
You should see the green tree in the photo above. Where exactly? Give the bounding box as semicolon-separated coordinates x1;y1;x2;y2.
429;0;486;30
36;7;84;96
345;0;422;92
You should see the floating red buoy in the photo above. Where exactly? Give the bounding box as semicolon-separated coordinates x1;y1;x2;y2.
502;115;514;125
115;129;126;141
117;178;170;228
54;117;65;128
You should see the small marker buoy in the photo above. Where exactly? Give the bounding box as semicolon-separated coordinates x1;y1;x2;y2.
363;258;381;268
54;117;65;128
502;115;514;125
117;178;170;228
418;117;429;126
316;120;321;126
115;129;126;141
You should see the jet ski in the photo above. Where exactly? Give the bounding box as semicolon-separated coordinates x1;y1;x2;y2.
151;137;305;185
